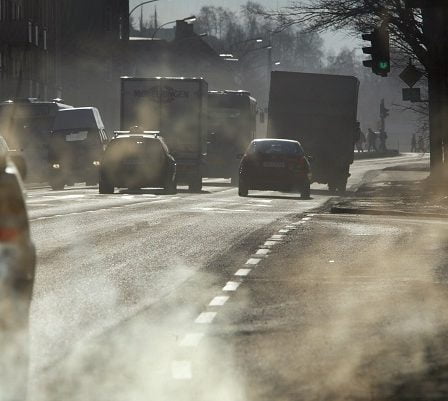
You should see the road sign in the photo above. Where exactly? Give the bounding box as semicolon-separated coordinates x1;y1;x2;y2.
399;64;423;87
402;87;421;102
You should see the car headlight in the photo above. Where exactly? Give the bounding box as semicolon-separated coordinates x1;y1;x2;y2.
93;161;100;166
52;164;60;169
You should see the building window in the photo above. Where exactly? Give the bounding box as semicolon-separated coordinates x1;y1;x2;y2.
28;21;32;43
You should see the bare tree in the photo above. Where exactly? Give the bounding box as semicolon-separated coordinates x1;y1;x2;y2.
252;1;428;70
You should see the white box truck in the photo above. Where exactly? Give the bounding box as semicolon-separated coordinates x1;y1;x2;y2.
120;77;208;192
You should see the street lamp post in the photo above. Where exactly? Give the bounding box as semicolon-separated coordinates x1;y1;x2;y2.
129;0;159;18
151;16;196;39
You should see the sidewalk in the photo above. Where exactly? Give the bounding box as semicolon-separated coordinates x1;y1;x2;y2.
333;161;448;218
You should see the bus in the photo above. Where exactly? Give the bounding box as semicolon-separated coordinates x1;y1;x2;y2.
206;90;257;183
0;98;73;181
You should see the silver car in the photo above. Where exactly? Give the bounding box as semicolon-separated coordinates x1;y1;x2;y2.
0;135;35;400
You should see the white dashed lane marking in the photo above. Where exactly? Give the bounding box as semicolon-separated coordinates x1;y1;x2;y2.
256;248;270;256
246;258;261;265
223;281;240;292
269;234;285;241
171;361;192;380
179;333;205;347
264;241;278;247
195;312;217;324
235;268;251;277
209;296;229;306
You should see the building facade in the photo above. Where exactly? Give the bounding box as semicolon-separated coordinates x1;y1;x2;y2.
1;1;234;131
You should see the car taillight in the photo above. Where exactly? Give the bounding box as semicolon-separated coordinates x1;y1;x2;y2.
288;157;306;170
0;227;20;242
0;178;27;243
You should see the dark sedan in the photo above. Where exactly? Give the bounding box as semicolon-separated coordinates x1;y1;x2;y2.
238;139;311;198
99;128;177;194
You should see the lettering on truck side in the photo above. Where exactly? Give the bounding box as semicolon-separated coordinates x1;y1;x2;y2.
134;86;190;103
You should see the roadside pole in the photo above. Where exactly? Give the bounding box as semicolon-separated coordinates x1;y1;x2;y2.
422;6;448;179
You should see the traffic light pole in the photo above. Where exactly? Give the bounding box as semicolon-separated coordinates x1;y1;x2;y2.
423;6;448;179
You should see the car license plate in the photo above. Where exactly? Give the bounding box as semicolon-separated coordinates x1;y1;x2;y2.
263;161;285;168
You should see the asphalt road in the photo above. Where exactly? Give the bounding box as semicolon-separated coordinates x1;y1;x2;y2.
26;153;428;401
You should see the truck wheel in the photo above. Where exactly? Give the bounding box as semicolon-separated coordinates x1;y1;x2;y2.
99;173;114;194
189;174;202;193
337;179;347;193
301;180;311;199
238;179;248;197
165;176;177;195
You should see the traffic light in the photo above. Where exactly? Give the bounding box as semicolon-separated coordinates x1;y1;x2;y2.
362;25;390;77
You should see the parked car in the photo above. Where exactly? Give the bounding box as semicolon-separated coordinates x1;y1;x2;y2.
238;138;311;198
0;135;35;399
99;127;177;194
48;107;109;190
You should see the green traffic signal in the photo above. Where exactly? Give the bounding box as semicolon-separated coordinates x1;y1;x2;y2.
379;61;390;70
362;24;390;77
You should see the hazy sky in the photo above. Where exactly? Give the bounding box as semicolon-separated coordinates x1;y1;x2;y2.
129;0;360;53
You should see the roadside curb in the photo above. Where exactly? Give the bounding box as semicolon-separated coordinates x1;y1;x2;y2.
354;150;400;160
331;206;448;219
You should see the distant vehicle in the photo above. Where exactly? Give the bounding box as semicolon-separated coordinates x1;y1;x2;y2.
268;71;359;192
120;77;208;192
207;90;257;183
99;128;177;194
0;98;73;182
0;135;35;398
238;139;311;199
48;107;109;190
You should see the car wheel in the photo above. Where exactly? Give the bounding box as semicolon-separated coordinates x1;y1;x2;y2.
301;179;311;199
238;179;248;197
99;172;114;194
49;177;65;191
328;182;337;193
189;174;202;193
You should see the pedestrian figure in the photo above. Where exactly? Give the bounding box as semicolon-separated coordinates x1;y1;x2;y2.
417;135;425;153
410;134;417;152
379;130;387;152
367;128;377;152
356;129;366;153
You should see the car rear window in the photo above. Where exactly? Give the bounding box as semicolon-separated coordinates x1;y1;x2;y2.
106;137;165;161
249;141;303;156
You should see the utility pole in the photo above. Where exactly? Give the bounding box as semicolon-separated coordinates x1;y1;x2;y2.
406;1;448;179
423;6;448;178
380;99;389;151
